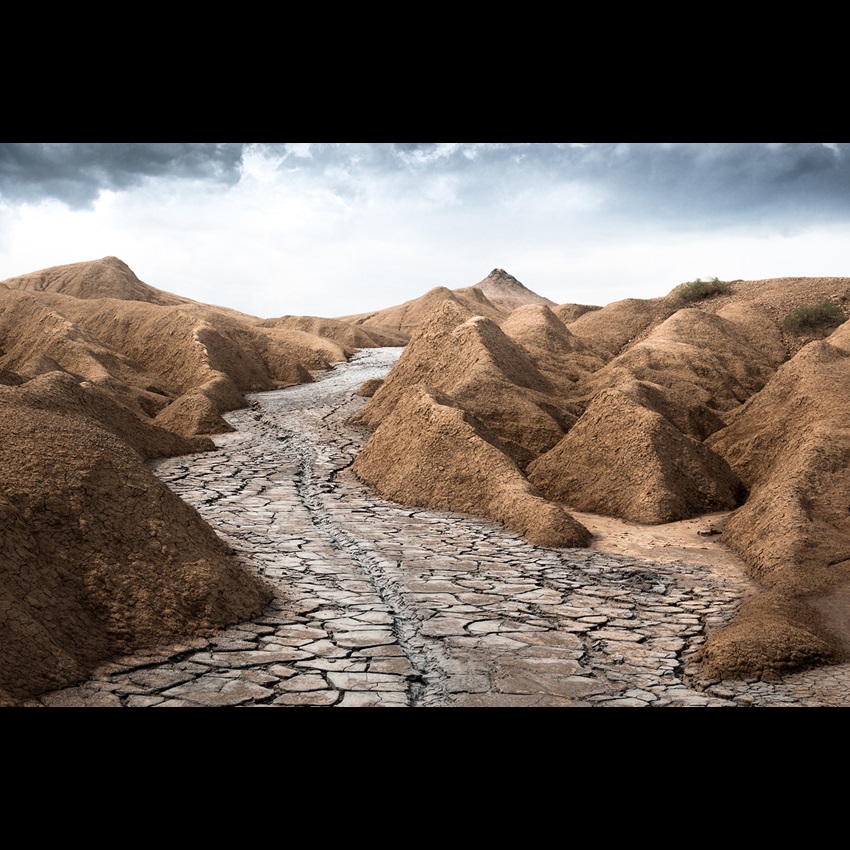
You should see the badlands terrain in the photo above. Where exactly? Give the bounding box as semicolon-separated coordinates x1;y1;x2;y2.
2;258;850;706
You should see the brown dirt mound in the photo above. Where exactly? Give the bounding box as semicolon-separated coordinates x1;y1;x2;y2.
261;315;406;349
352;386;591;548
579;307;784;414
552;303;601;324
527;389;746;524
351;301;574;466
694;591;845;680
340;285;504;342
666;276;850;358
1;256;188;306
501;303;607;393
567;296;676;357
356;378;384;397
707;321;850;592
462;267;556;313
338;268;554;342
152;372;248;438
3;371;212;459
0;276;349;441
0;400;272;703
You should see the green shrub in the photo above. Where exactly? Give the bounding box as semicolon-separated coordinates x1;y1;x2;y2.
782;300;847;335
677;277;732;302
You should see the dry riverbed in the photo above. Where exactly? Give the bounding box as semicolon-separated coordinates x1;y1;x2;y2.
35;349;850;706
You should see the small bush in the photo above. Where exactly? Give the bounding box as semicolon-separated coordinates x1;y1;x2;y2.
783;300;846;335
677;277;732;303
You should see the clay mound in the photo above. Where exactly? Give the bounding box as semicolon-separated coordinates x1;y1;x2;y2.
155;391;233;437
153;372;247;437
54;298;276;395
695;592;845;681
567;296;675;356
580;307;784;414
664;277;850;358
553;303;601;324
351;301;574;466
3;372;212;459
254;326;346;378
352;386;591;548
340;285;504;342
0;401;272;702
356;378;384;397
260;315;405;349
707;321;850;591
463;267;556;313
501;303;607;392
338;268;556;341
615;379;726;441
1;256;187;306
0;291;160;387
3;285;339;439
527;389;746;524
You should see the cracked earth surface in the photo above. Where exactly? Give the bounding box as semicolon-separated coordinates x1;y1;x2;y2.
36;348;850;707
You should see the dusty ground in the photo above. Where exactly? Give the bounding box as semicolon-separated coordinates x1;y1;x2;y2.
572;510;746;575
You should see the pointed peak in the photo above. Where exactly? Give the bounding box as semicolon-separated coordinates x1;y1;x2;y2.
472;268;556;311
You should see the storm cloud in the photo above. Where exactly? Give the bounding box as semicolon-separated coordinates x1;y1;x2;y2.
0;143;245;208
5;142;850;222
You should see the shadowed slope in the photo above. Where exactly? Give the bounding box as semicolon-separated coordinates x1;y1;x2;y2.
527;389;746;524
0;398;272;703
352;386;591;548
351;301;576;466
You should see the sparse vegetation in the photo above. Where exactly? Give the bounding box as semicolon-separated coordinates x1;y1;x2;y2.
782;300;846;336
677;277;732;303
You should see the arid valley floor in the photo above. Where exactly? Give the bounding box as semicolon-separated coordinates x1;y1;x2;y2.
3;259;850;706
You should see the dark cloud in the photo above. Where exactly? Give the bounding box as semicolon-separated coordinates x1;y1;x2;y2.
273;142;850;224
5;142;850;229
0;143;245;209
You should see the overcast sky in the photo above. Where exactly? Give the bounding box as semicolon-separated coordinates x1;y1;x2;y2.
1;142;848;318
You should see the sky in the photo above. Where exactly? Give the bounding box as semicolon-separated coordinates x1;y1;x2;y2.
1;142;849;318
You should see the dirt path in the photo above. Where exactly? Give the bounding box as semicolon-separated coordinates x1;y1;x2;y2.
35;349;850;706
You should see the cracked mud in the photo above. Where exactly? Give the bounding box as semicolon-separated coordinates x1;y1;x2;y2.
37;349;850;707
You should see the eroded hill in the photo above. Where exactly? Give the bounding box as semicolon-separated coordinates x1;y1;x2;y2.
350;273;850;680
0;256;392;702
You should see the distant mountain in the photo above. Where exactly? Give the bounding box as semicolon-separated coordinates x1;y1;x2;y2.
462;267;556;313
338;269;555;342
1;256;188;306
